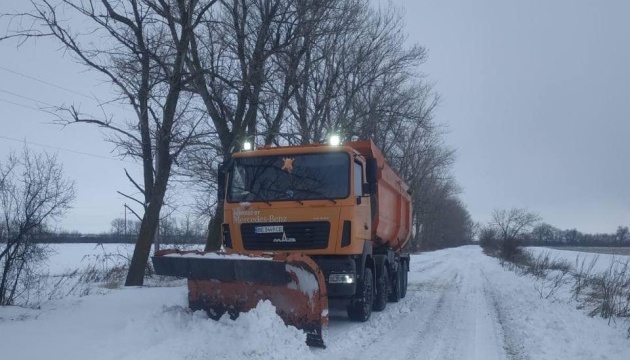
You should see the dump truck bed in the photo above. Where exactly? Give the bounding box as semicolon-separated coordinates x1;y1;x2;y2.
348;140;412;251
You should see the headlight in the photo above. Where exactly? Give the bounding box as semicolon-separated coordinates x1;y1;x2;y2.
329;273;355;284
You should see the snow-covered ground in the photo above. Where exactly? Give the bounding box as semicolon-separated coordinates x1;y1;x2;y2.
2;245;630;359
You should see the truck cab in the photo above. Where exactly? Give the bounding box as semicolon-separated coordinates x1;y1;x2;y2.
222;144;373;298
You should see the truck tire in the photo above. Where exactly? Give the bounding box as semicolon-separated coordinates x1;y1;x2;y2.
206;309;225;321
401;263;408;299
347;267;373;322
388;264;402;303
373;266;388;311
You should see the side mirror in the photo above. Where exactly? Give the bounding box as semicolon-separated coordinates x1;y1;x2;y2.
366;158;378;184
362;183;371;196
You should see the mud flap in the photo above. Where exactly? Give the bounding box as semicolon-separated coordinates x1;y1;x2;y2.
152;250;328;348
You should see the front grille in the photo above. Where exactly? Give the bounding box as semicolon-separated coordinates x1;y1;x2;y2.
241;221;330;250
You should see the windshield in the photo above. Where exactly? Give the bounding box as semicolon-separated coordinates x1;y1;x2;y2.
228;152;349;202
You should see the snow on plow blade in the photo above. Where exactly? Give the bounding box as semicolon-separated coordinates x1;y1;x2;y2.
152;250;329;348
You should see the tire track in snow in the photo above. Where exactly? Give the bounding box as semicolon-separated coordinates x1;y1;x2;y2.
323;266;456;359
403;262;507;360
480;267;530;360
325;249;510;360
340;272;457;360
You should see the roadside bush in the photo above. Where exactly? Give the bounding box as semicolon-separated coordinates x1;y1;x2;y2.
580;259;630;320
524;252;572;278
501;237;523;261
572;255;599;300
479;226;499;250
488;248;630;336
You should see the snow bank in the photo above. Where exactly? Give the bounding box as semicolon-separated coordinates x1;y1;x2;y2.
0;288;313;360
103;300;312;360
485;246;630;360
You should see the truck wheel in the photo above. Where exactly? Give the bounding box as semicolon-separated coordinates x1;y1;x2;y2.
347;267;373;322
388;264;402;303
401;263;408;299
373;266;388;311
205;308;226;321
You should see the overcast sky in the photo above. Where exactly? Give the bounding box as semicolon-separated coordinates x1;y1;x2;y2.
1;0;629;234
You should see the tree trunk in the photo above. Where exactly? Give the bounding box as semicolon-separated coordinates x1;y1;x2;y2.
124;161;171;286
124;199;161;286
205;201;224;251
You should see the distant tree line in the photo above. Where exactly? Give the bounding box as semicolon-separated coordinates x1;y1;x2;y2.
479;208;630;256
411;197;475;251
523;224;630;247
0;215;207;245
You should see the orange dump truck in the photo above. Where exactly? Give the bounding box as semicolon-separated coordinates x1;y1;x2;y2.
152;140;412;347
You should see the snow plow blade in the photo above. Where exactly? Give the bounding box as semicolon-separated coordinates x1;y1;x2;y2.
152;250;328;348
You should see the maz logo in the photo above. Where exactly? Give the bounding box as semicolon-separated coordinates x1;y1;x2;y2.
273;232;296;243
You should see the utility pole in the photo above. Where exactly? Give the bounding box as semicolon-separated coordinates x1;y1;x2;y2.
154;154;160;252
124;203;127;237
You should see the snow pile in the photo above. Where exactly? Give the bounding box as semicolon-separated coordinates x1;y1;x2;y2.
0;287;314;360
104;300;313;360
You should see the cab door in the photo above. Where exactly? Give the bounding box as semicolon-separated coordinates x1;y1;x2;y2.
353;160;371;242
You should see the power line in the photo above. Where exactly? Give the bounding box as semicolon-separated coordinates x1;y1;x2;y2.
0;134;136;165
0;65;94;100
0;97;57;116
0;66;131;112
0;89;57;107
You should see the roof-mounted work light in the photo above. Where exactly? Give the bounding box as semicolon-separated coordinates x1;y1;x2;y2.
329;134;341;146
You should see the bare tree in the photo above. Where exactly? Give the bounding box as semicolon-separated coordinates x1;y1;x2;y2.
490;208;541;259
616;226;629;246
0;147;75;305
531;223;557;246
3;0;217;285
110;218;126;236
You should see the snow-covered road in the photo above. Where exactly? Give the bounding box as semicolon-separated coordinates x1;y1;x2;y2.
2;245;630;360
325;247;509;360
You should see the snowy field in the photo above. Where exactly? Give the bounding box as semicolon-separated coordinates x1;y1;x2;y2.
43;243;205;275
548;247;630;256
528;246;630;273
44;243;136;275
1;245;630;360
